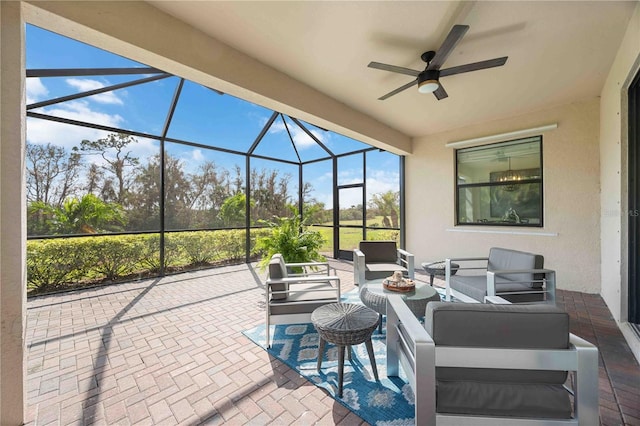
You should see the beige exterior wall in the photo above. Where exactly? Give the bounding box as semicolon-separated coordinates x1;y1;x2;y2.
407;98;601;294
0;1;27;424
600;2;640;360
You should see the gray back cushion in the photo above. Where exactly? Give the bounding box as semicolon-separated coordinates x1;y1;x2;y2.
488;247;544;288
268;254;288;300
359;241;397;263
425;302;569;384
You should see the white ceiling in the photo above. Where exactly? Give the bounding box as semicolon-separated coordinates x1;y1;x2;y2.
149;1;636;139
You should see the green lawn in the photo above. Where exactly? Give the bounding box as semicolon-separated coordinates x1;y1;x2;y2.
310;216;399;255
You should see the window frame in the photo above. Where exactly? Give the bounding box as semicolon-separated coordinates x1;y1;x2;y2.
454;136;544;228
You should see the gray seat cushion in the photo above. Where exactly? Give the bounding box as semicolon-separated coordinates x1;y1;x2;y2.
425;302;571;419
365;262;406;280
449;275;539;303
269;283;337;315
360;241;402;280
426;302;569;384
437;381;571;419
488;247;544;288
359;241;397;263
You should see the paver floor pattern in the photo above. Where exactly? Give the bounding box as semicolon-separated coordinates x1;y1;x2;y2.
25;261;640;425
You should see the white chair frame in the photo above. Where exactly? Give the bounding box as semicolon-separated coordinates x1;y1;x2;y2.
353;247;415;285
386;295;599;426
265;260;340;347
444;257;556;304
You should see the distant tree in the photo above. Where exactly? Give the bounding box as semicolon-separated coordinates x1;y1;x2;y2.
250;168;292;221
303;201;330;225
163;154;191;229
128;154;161;231
57;194;127;234
28;194;127;235
219;193;254;227
27;201;58;236
76;133;140;205
369;190;399;228
26;143;81;207
301;182;330;224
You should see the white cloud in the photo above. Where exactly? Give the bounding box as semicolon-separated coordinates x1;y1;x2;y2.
27;100;128;150
26;78;49;104
366;170;400;199
66;78;124;105
311;169;399;210
268;120;326;149
192;149;204;162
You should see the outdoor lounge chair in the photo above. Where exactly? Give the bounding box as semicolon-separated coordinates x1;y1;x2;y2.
353;240;415;285
265;254;340;347
445;247;556;303
386;296;599;425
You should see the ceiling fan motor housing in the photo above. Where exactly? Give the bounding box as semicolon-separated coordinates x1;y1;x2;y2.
418;69;440;93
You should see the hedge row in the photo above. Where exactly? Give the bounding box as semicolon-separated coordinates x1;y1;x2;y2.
27;229;270;294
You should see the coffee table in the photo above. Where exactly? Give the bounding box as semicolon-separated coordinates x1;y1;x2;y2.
359;280;441;332
311;303;379;398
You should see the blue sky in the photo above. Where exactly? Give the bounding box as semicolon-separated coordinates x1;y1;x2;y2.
25;25;400;208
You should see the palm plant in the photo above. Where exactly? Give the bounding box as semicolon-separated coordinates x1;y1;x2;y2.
256;208;325;271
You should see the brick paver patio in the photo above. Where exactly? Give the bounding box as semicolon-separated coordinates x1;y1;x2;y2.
25;260;640;425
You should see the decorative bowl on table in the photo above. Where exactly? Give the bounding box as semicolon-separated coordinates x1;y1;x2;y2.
382;271;415;292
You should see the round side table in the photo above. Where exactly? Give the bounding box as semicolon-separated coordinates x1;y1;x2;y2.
422;261;459;286
311;303;379;398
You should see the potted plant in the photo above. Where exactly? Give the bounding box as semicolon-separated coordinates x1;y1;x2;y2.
256;209;325;271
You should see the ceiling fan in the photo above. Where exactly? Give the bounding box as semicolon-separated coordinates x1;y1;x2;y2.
368;25;508;101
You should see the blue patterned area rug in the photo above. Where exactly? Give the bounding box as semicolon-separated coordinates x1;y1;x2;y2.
243;290;418;426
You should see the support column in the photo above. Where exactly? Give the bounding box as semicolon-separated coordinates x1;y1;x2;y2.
0;1;27;424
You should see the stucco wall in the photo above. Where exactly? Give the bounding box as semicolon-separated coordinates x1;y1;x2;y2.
600;2;640;360
0;2;27;424
407;98;601;294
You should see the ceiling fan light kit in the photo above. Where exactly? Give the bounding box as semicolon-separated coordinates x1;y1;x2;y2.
418;69;440;93
368;24;508;101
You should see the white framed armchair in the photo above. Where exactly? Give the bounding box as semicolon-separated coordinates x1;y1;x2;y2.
353;240;414;285
265;254;340;347
445;247;556;304
386;296;599;425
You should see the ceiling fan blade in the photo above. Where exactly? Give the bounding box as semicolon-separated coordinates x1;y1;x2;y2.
427;24;469;70
440;57;508;77
433;84;448;100
368;62;420;77
378;79;419;100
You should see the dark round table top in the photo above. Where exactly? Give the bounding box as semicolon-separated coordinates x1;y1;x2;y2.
311;303;379;346
312;303;378;332
422;261;459;275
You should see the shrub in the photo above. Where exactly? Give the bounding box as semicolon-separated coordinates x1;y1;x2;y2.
216;230;246;262
172;231;220;265
27;238;92;291
83;236;143;281
138;234;182;272
25;225;325;294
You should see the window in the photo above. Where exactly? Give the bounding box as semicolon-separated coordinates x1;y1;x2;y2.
456;137;543;227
